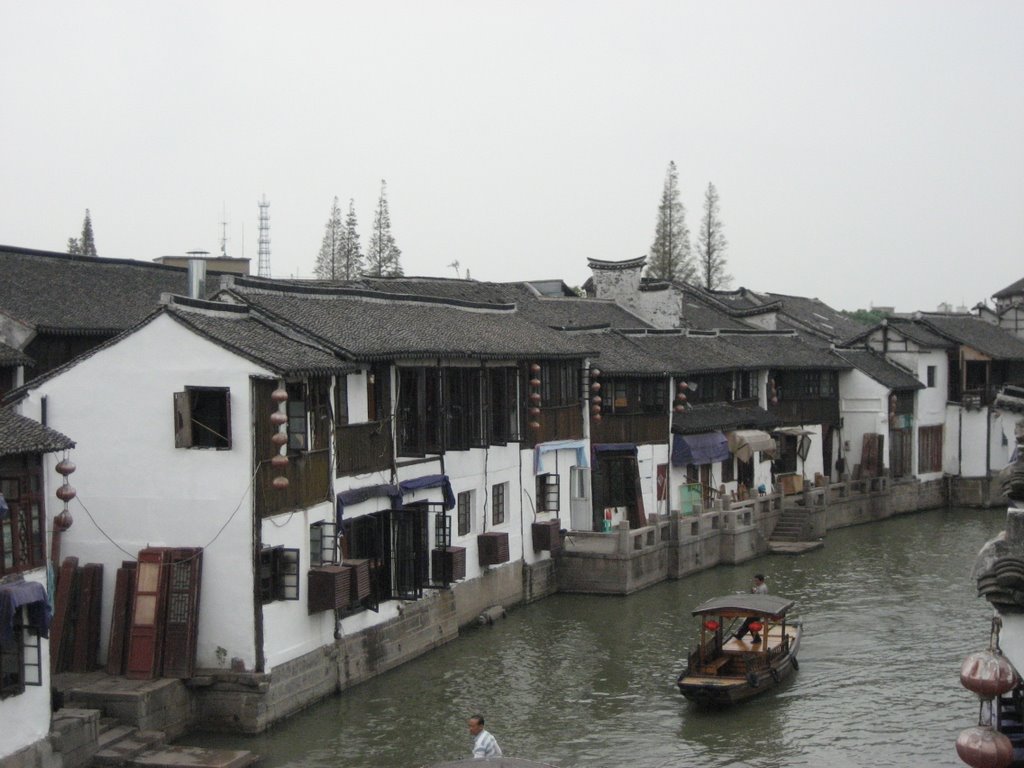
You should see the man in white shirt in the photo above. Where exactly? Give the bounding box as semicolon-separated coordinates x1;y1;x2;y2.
468;714;502;759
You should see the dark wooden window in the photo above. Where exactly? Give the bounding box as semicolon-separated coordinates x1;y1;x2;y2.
722;456;735;484
601;378;667;415
737;457;754;489
0;465;45;577
0;608;41;700
397;367;443;456
491;483;506;526
259;546;299;603
445;368;485;451
540;362;579;407
918;425;943;473
734;371;757;401
457;491;472;537
174;387;231;449
334;375;349;426
366;365;392;422
285;379;331;454
774;434;799;474
285;382;308;452
341;507;430;605
310;521;339;567
488;367;520;445
536;473;560;512
926;365;936;388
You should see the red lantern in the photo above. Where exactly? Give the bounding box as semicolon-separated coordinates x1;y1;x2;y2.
591;405;602;416
54;509;73;532
529;378;542;388
591;396;602;405
590;382;601;392
271;454;290;469
678;381;688;391
270;411;288;426
56;484;77;502
528;407;541;417
529;392;542;404
271;387;289;403
674;404;686;413
530;363;541;374
271;432;288;447
272;476;290;490
592;413;602;423
676;393;687;402
748;621;763;633
55;459;76;476
703;619;720;632
770;397;779;406
529;421;541;430
961;650;1018;699
590;368;601;378
956;725;1014;768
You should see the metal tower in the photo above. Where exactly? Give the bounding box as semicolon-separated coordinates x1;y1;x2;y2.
257;195;271;277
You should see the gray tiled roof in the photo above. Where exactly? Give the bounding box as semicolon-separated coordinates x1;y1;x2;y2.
232;286;590;361
671;402;780;435
762;292;868;344
166;299;354;376
0;341;31;367
0;245;190;334
994;276;1024;299
876;318;953;349
568;330;673;377
0;407;75;457
834;348;924;390
918;314;1024;360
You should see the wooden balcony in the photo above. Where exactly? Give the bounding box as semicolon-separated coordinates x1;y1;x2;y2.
769;397;839;426
590;412;667;445
522;404;583;448
257;448;331;518
336;420;393;476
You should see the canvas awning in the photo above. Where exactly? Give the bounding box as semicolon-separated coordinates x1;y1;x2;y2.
728;430;777;463
671;432;730;467
774;427;813;461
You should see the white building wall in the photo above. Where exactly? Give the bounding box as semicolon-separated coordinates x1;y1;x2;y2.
22;315;263;669
839;369;890;474
0;568;52;759
943;404;962;477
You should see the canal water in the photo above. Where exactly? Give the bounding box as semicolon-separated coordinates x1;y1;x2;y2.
193;506;1007;767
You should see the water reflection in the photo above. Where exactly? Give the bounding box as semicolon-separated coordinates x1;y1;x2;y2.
192;507;1005;767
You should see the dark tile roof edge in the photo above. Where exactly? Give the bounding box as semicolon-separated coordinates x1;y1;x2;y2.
993;276;1024;298
587;256;647;270
0;408;76;458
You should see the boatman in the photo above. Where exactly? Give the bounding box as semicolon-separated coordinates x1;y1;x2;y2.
468;714;502;759
735;574;768;643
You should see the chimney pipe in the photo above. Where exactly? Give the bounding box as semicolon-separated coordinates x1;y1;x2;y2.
186;250;208;299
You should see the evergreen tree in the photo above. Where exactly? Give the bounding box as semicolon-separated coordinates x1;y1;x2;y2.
340;198;365;279
67;209;98;256
314;197;345;279
646;161;693;283
80;209;97;256
366;180;403;277
696;182;731;290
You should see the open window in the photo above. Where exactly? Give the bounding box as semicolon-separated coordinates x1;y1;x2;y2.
0;606;42;700
536;473;560;512
258;546;299;603
174;387;231;449
310;521;339;567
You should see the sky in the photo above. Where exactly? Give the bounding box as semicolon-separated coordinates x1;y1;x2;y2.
2;1;1022;313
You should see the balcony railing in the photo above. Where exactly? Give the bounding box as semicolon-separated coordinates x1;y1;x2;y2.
257;448;331;518
522;404;583;448
590;412;666;445
336;421;394;476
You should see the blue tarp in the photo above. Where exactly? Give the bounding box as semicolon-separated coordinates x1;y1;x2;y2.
534;439;589;475
336;483;401;525
0;579;51;643
399;474;456;510
672;432;730;467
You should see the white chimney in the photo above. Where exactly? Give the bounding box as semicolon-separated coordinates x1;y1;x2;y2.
186;250;209;299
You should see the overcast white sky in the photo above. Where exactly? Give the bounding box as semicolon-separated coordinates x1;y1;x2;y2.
2;2;1022;312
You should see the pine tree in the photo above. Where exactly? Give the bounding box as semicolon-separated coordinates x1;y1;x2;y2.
646;161;693;283
80;210;97;256
696;182;731;290
366;180;403;277
67;210;97;256
340;198;365;279
314;197;345;279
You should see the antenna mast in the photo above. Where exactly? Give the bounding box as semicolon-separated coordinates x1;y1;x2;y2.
257;195;271;277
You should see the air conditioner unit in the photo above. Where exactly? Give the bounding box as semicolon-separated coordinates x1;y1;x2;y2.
432;546;467;582
531;519;562;553
477;532;510;566
342;558;372;602
307;566;351;614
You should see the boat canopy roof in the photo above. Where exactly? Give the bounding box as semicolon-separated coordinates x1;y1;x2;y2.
692;594;795;618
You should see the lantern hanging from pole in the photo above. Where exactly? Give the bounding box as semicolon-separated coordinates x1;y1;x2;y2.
956;725;1013;768
270;411;288;426
54;508;73;532
272;476;290;491
591;405;602;417
56;483;77;502
528;406;541;417
590;368;601;378
529;378;541;388
529;421;541;431
703;619;719;632
271;454;290;469
529;392;542;404
271;431;288;447
271;387;289;403
55;458;76;477
675;404;686;413
591;382;601;393
530;363;541;374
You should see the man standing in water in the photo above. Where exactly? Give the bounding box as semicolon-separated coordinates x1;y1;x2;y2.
468;714;502;759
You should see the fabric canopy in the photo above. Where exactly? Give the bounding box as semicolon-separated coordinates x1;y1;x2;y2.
672;432;730;467
399;474;456;511
534;439;589;475
0;579;51;644
728;430;777;463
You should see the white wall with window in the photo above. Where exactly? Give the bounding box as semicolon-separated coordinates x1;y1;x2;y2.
838;368;891;477
0;570;50;760
18;314;266;671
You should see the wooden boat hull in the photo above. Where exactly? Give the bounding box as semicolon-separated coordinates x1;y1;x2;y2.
677;624;801;706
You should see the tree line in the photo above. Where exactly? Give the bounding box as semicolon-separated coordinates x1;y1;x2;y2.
647;160;731;291
315;179;402;280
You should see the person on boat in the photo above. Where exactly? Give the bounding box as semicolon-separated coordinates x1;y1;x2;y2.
734;574;768;643
468;714;503;759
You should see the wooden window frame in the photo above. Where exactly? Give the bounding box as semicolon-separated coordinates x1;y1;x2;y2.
918;425;943;474
926;365;936;388
259;546;300;603
173;386;231;449
536;473;560;513
457;491;472;537
0;608;42;700
0;468;46;577
310;521;339;567
491;483;506;526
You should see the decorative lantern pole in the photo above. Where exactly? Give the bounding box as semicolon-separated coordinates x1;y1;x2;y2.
956;616;1017;768
528;363;542;431
51;454;76;566
271;385;290;490
589;367;602;424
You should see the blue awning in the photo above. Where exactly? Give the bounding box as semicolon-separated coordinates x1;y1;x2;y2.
534;439;589;475
672;432;730;466
399;474;456;510
0;579;51;643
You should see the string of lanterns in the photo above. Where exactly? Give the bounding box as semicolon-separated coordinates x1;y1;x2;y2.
528;363;542;431
270;385;290;490
589;368;601;423
956;616;1018;768
674;380;688;413
54;454;76;531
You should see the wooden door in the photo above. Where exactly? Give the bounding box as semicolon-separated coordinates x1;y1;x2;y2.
126;548;172;680
161;548;203;679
